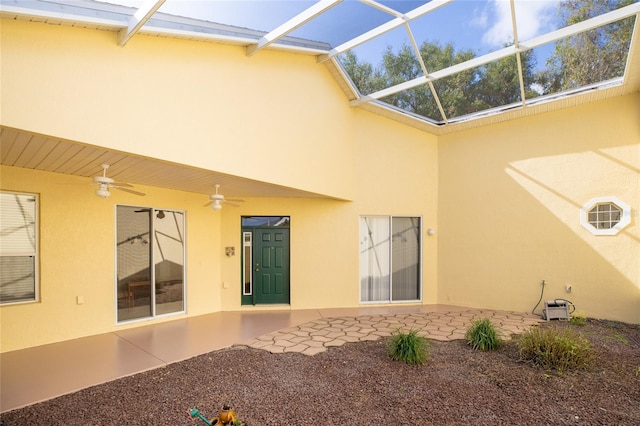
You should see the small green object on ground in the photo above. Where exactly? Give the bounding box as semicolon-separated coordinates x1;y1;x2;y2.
518;326;593;374
387;328;430;365
465;318;502;351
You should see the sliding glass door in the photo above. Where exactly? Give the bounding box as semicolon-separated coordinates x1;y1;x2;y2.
153;209;185;315
391;217;421;301
359;216;421;303
116;206;185;322
359;217;390;302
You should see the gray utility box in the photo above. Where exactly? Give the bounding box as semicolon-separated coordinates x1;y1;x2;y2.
544;300;569;321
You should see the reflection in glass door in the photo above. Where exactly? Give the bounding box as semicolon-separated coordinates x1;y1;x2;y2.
116;206;185;322
153;209;185;315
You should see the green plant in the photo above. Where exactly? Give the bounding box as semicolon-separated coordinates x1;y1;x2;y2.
465;318;502;351
570;312;586;326
518;326;593;374
387;328;430;365
607;331;630;345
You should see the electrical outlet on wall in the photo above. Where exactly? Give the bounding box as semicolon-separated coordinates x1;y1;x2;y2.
565;284;572;293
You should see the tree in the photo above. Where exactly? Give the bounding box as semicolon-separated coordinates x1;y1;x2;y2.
339;41;536;121
420;42;477;119
378;45;433;118
540;0;635;93
338;0;632;120
339;51;383;96
476;50;538;108
339;41;479;121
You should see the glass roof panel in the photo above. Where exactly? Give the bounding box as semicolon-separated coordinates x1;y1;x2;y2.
156;0;312;33
379;86;442;121
345;23;415;68
377;1;430;14
511;0;558;41
408;0;514;63
288;1;393;48
432;57;522;121
524;16;634;101
514;0;629;36
340;25;424;95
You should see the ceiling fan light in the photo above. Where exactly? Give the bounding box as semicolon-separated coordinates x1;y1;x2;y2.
95;188;111;198
212;201;222;211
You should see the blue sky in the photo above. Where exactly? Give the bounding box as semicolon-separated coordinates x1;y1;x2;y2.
109;0;562;66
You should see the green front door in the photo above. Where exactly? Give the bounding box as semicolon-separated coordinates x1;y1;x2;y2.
248;227;290;304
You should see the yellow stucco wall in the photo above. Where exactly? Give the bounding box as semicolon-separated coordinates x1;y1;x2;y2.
0;19;354;200
217;110;439;311
438;93;640;323
0;166;222;352
0;19;439;352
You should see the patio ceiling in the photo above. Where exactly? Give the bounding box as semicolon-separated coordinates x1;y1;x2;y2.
0;126;332;199
1;0;639;196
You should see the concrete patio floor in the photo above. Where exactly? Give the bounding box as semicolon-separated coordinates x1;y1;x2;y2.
1;305;542;413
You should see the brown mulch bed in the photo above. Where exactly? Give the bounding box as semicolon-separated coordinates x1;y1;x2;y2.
2;319;639;425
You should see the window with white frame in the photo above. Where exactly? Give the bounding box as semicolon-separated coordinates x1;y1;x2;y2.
359;216;421;303
580;197;631;236
0;191;38;304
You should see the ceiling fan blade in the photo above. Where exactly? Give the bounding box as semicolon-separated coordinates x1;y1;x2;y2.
112;181;134;188
225;202;240;208
114;186;145;196
226;198;244;203
203;201;213;207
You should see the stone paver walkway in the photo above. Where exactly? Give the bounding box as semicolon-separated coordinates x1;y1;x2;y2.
243;309;542;356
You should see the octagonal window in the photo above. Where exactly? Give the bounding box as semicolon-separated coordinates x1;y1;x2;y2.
580;197;631;236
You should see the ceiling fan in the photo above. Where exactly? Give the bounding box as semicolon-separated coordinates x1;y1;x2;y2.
93;164;145;198
204;184;244;211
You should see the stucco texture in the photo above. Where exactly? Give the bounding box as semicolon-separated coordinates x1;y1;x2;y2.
438;94;640;323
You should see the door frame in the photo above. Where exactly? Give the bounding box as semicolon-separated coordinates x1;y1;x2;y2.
241;216;290;306
115;205;186;323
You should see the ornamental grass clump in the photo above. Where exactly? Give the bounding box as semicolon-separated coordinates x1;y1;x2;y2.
570;312;587;326
465;318;502;351
387;328;430;365
518;326;593;374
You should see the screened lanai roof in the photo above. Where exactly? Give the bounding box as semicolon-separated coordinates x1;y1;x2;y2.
2;0;640;134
